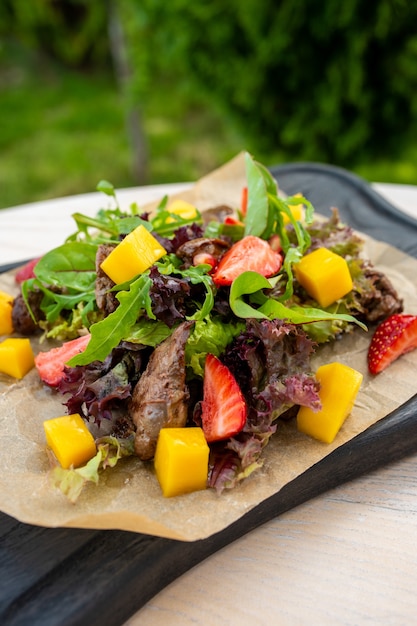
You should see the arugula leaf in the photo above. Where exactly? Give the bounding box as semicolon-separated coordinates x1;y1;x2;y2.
68;273;154;365
204;220;245;242
39;288;97;324
150;206;203;237
230;271;270;319
41;302;99;340
243;153;317;301
229;271;367;332
183;265;215;321
259;298;367;331
154;256;215;321
97;179;117;198
69;212;152;242
277;246;302;302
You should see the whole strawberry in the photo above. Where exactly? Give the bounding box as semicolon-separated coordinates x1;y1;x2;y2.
367;314;417;374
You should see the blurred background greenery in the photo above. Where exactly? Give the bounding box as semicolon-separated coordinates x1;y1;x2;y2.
1;0;417;210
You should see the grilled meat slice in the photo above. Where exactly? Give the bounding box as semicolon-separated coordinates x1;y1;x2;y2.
358;262;403;322
12;290;44;335
176;237;230;266
200;204;234;226
129;321;193;460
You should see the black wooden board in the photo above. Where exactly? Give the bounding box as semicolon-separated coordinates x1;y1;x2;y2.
2;163;417;626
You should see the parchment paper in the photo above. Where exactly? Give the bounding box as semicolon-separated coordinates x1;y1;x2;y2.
1;153;417;541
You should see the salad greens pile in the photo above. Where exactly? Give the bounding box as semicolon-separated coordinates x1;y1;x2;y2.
20;152;373;500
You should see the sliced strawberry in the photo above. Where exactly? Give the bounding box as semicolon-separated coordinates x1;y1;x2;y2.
201;354;247;442
367;314;417;374
35;334;91;387
224;215;244;226
241;186;248;215
211;235;283;286
15;257;42;283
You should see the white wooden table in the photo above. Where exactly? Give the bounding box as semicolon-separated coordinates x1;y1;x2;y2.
1;181;417;626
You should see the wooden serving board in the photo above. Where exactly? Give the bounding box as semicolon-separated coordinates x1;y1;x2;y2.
2;163;417;626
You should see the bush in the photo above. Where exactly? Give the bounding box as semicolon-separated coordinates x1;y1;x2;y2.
120;0;417;166
3;0;417;176
0;0;109;67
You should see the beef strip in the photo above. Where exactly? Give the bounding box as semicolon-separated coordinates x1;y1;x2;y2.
358;262;403;322
12;290;44;335
200;204;234;226
129;321;193;460
95;244;119;315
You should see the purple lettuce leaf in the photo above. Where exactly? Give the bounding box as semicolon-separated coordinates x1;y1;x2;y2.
58;342;150;426
148;266;191;328
209;319;320;491
153;223;204;254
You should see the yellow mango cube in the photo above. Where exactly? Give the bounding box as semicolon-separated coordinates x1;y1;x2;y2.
167;199;199;222
0;338;34;379
295;247;353;308
100;225;167;285
154;427;210;497
297;362;363;443
0;290;14;335
44;413;97;469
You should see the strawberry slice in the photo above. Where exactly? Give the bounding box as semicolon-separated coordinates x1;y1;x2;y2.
241;186;248;215
15;257;42;283
211;235;283;286
201;354;247;442
367;314;417;374
35;334;91;387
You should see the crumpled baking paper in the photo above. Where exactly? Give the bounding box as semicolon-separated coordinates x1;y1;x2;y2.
1;153;417;541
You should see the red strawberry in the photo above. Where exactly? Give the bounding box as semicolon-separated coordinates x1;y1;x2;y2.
211;235;283;286
367;314;417;374
15;257;41;283
241;186;248;215
201;354;247;442
224;215;244;226
35;334;91;386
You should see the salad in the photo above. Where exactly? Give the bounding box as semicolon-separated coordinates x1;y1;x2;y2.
6;152;408;503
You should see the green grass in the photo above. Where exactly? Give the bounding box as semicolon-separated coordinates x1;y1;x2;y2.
0;52;247;210
1;49;417;211
0;70;131;208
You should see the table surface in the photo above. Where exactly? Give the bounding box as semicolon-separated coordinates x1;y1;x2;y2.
1;181;417;626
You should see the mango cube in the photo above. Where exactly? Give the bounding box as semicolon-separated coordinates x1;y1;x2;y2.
295;247;353;308
297;362;363;443
167;199;199;222
0;338;34;379
44;413;97;469
154;427;210;497
100;224;166;285
0;290;14;335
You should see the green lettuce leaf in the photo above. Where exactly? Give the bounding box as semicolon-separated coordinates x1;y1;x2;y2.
50;435;135;503
185;317;245;377
124;319;172;346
